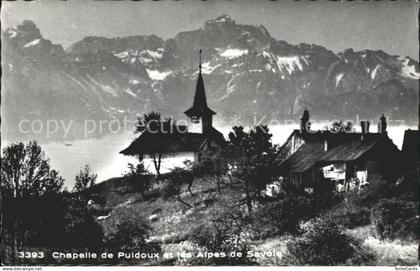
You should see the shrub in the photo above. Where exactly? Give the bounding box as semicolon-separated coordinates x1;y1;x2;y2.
1;193;106;265
105;217;160;258
283;217;375;265
250;184;342;239
326;202;371;229
61;196;106;249
301;191;342;219
73;164;97;193
370;198;418;241
325;180;394;229
161;180;177;199
250;198;301;239
122;163;151;198
357;179;394;206
186;209;253;265
194;151;228;193
281;181;342;219
165;167;194;208
325;190;371;228
395;173;419;203
189;224;229;252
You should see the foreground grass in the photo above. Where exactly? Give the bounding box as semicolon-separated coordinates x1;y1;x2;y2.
96;177;242;262
346;226;418;266
92;177;418;266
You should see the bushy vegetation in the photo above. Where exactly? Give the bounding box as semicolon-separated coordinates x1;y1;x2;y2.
0;191;107;264
283;217;376;265
122;162;151;198
164;165;195;208
2;121;417;266
250;182;342;239
325;202;371;229
0;141;161;265
395;172;419;203
355;179;394;206
106;217;160;255
250;199;302;240
325;190;371;229
193;151;228;193
0;141;64;198
154;124;280;215
370;199;418;241
186;208;253;265
326;178;417;232
224;126;278;213
74;164;97;194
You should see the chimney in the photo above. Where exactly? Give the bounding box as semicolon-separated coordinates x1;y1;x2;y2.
300;108;311;134
378;114;387;134
360;121;370;140
324;139;328;151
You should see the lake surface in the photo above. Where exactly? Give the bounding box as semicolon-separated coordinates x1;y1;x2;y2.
1;124;414;190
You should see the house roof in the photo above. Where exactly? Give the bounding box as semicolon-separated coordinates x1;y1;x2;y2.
120;126;226;156
276;131;398;174
278;142;325;173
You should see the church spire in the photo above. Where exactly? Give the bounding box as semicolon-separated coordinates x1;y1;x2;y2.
184;50;216;133
199;49;202;74
185;49;216;117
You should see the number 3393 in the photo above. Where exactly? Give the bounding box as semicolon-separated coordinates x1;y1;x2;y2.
18;251;45;258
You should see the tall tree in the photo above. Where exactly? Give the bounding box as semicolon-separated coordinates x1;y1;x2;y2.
166;166;194;208
135;111;162;134
225;126;278;213
195;149;228;193
123;163;151;198
134;112;176;177
73;164;97;193
0;141;64;264
1;141;64;198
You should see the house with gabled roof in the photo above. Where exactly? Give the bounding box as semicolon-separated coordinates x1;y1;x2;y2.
120;51;226;173
275;109;401;192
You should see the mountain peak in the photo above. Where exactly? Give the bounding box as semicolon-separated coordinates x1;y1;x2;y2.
2;16;419;143
2;19;66;57
19;20;38;31
206;15;235;25
5;20;42;41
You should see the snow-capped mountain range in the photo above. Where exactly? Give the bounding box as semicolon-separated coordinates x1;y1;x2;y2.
2;16;419;140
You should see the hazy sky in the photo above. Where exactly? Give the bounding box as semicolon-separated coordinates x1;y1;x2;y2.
1;0;419;59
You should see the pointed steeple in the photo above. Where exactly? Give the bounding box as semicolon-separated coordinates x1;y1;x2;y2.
184;50;216;118
199;48;202;73
184;50;216;134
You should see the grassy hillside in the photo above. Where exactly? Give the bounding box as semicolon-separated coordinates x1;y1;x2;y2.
93;176;240;240
88;175;418;266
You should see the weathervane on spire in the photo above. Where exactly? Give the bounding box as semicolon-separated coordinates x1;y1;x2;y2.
199;49;202;73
